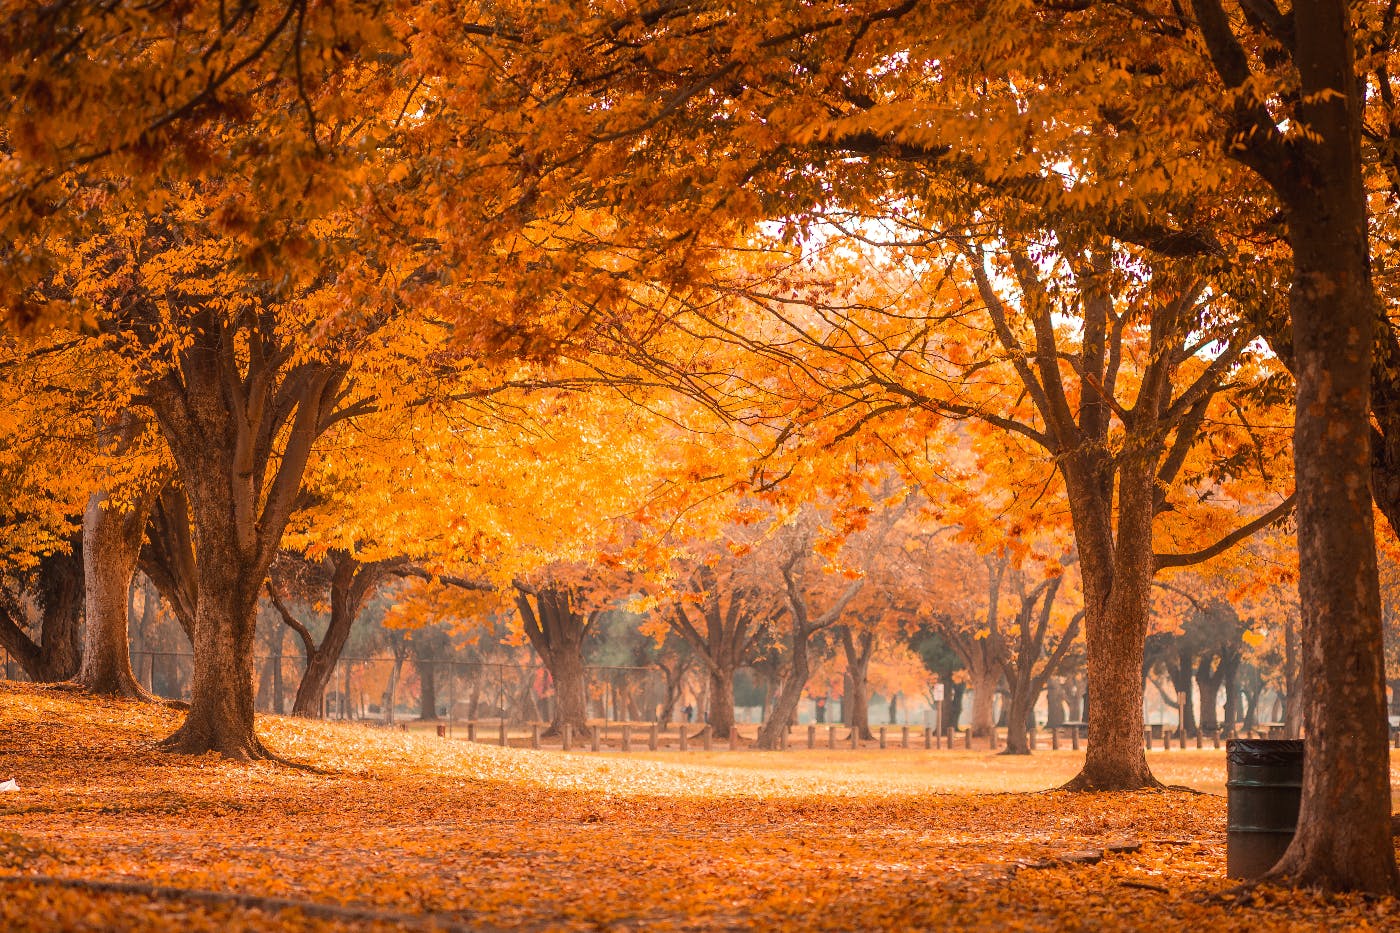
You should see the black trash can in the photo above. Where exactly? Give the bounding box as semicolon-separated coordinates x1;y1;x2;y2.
1226;739;1304;879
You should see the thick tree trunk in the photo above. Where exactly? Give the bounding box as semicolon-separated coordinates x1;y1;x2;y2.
967;663;998;738
1061;458;1157;791
516;586;593;739
1001;684;1035;755
547;643;590;737
75;488;160;697
0;539;85;683
1269;196;1398;889
161;569;267;759
418;660;439;721
708;665;736;739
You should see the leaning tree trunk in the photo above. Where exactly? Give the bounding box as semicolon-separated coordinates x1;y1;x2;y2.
76;489;159;697
755;631;810;750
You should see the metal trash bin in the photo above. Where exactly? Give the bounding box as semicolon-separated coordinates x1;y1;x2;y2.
1226;739;1304;879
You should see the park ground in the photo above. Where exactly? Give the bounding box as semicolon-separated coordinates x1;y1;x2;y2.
1;683;1398;931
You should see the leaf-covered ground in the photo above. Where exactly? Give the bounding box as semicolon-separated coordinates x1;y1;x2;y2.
1;683;1397;931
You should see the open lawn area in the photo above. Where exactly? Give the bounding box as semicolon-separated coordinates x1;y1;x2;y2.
2;682;1398;932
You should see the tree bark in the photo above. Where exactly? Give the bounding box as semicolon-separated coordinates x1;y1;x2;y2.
1268;200;1397;889
270;552;391;718
158;530;270;758
418;657;438;721
708;665;736;738
515;585;593;738
967;661;998;738
75;487;158;697
1060;456;1158;790
0;535;85;683
840;627;876;741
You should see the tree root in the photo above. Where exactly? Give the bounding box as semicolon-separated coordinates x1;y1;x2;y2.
1059;770;1165;793
0;874;509;932
157;727;325;774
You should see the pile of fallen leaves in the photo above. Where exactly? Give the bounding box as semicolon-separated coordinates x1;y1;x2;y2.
1;683;1395;931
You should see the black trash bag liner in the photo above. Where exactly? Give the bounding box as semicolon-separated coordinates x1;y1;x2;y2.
1227;739;1305;768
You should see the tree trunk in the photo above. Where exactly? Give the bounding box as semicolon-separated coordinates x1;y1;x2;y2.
1169;653;1196;736
841;628;875;740
516;586;593;738
0;537;85;683
161;563;267;759
1061;459;1157;791
707;665;736;739
547;642;590;736
1001;683;1035;755
756;631;809;749
1265;101;1398;889
271;624;285;714
967;662;998;738
1046;679;1067;727
419;660;439;720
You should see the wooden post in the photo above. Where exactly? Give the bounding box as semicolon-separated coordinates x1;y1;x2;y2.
648;723;658;751
703;724;713;752
436;724;446;738
1178;729;1186;750
988;727;996;751
499;721;508;747
964;729;972;750
562;724;572;751
531;724;540;749
828;726;837;749
923;726;931;750
1143;729;1151;750
591;725;601;752
467;721;477;743
1195;730;1203;749
878;726;887;749
679;726;689;751
1212;729;1220;750
1051;727;1060;751
622;724;632;752
1071;727;1079;751
729;726;739;751
807;725;817;749
901;726;910;749
1029;725;1037;751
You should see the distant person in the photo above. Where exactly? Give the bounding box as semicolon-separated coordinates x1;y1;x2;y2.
815;696;827;723
682;704;694;723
